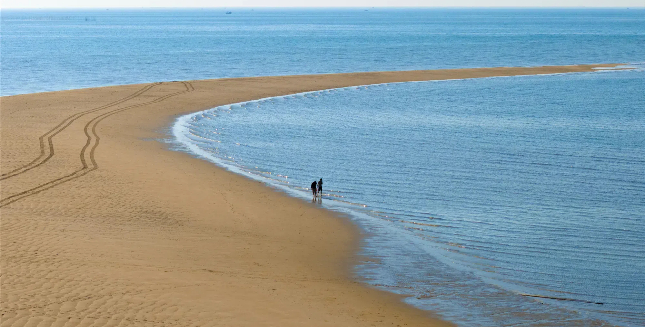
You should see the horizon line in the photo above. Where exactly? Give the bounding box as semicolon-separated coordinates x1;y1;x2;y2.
2;6;644;9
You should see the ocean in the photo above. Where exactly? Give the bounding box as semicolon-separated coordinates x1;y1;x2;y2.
3;8;644;326
1;8;644;95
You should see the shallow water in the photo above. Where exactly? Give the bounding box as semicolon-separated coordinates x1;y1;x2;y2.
174;68;645;326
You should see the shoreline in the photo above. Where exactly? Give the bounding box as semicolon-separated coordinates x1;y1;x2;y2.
1;64;624;326
0;63;630;98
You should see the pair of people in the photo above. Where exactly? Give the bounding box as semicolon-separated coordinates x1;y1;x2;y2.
311;178;323;200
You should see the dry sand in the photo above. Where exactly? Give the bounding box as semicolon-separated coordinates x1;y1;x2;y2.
1;64;622;326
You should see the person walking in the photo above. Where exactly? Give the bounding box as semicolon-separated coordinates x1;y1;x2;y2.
317;178;323;198
311;180;317;200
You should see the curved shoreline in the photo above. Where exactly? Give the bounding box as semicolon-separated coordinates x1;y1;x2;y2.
0;64;624;326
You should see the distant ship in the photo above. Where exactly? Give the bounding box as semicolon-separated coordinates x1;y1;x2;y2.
226;11;232;14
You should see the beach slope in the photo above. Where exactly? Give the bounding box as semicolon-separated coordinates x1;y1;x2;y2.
0;64;620;326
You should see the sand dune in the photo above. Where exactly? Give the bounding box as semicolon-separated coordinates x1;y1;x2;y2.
1;64;621;326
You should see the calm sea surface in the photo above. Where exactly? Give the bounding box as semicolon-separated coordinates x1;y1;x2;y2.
175;68;645;326
1;8;644;95
3;8;644;326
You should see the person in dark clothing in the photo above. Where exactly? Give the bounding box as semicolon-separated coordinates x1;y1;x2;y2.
311;180;317;200
317;178;323;197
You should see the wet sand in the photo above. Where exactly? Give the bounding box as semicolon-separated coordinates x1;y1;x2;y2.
0;64;621;326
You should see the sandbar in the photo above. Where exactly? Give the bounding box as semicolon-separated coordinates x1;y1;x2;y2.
0;64;622;326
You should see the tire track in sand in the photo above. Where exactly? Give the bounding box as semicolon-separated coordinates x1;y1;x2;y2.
0;82;194;208
1;82;162;181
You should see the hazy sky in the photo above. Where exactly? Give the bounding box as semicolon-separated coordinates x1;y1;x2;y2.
2;0;644;8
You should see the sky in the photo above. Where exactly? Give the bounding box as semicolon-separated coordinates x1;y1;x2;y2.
1;0;644;8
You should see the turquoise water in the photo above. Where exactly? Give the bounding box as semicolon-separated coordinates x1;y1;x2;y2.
175;67;645;326
3;8;645;326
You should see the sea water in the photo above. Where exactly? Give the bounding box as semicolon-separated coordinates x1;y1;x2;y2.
2;8;644;96
3;8;644;326
174;67;645;326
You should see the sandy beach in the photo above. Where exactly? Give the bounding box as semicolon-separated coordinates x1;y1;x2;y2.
0;64;621;326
